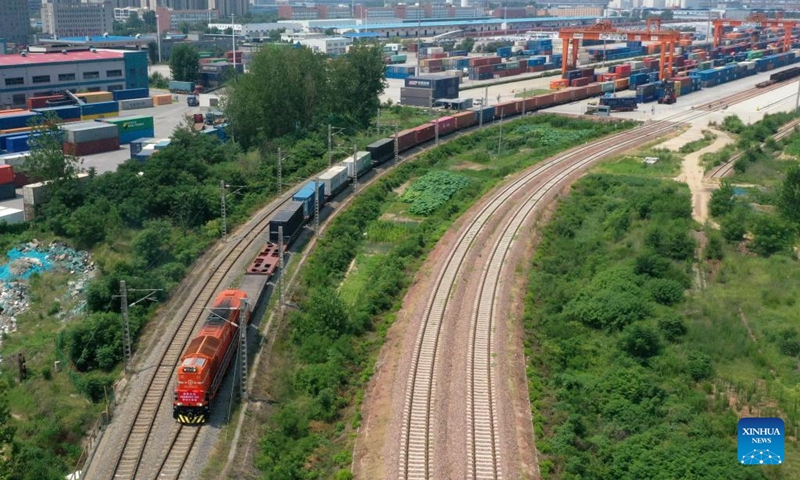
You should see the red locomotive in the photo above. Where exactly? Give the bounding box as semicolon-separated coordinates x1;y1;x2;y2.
173;289;250;424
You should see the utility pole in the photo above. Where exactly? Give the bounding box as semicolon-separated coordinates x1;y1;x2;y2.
121;280;131;371
238;300;248;400
796;79;800;110
314;177;320;236
220;180;227;241
376;107;381;134
353;144;358;191
498;112;504;155
118;281;161;373
278;226;285;310
277;147;283;194
394;123;399;165
328;124;333;167
435;119;439;146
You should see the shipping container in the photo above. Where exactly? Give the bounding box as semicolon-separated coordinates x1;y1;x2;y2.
366;138;395;164
0;112;41;131
292;181;326;218
453;110;477;129
76;92;114;103
113;88;151;101
63;136;120;156
152;94;174;106
6;134;36;153
415;124;436;144
319;165;349;199
134;145;157;162
119;98;155;110
62;122;118;144
431;116;456;136
22;182;49;205
0;165;14;185
268;201;305;244
27;96;63;110
0;183;16;201
130;137;155;158
471;105;495;124
342;151;372;178
395;129;417;152
494;100;521;118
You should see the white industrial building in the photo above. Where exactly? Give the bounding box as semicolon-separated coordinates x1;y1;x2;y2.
295;36;352;56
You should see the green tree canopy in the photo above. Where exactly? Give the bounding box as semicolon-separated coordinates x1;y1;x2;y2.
170;44;200;82
778;165;800;223
23;113;82;182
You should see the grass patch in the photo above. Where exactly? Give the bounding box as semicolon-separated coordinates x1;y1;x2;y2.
514;88;552;98
596;148;682;178
678;129;717;154
701;144;736;172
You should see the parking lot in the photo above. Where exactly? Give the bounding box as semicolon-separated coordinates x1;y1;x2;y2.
0;91;223;211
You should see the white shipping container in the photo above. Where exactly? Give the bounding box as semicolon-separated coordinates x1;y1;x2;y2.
629;61;644;70
319;165;348;197
0;207;24;225
22;172;90;205
342;151;372;178
119;98;155;110
0;152;30;166
62;122;118;144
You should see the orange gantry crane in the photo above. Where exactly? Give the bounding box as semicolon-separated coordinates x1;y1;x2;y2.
558;20;681;80
712;13;797;52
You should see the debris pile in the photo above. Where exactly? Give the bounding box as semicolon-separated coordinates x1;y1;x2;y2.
0;240;94;361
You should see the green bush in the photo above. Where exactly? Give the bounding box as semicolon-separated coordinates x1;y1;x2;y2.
75;371;114;403
750;215;795;257
705;231;725;260
721;115;745;134
774;328;800;357
621;323;662;359
708;182;736;218
720;208;749;243
646;278;684;305
687;352;714;381
657;314;687;342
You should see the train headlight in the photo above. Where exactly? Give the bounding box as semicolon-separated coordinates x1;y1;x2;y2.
197;403;203;406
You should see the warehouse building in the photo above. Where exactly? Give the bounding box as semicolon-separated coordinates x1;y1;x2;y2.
0;49;148;109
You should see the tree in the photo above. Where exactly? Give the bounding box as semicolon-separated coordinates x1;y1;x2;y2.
147;42;158;64
458;36;476;53
170;44;200;82
328;43;387;128
142;10;157;33
226;45;328;145
24;113;82;182
709;181;736;218
750;214;794;256
621;323;662;360
0;392;15;478
777;165;800;223
125;11;144;32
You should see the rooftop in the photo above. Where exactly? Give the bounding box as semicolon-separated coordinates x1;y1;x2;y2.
0;50;124;67
51;36;153;43
323;16;598;31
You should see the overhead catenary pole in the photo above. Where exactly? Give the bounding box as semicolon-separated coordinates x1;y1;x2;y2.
498;112;504;154
314;177;320;236
353;144;358;191
220;180;227;240
328;124;333;167
796;79;800;111
394;123;399;165
231;14;236;69
239;299;248;400
277;148;283;194
278;226;285;309
120;280;132;372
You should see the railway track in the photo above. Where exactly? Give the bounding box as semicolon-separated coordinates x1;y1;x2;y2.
108;196;289;479
102;76;783;480
708;117;800;180
399;88;778;478
694;74;797;111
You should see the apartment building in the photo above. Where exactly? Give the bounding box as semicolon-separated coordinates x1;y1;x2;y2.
0;0;31;47
42;1;115;38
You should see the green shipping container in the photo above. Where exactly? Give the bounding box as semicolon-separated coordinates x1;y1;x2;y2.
103;115;154;131
199;52;213;58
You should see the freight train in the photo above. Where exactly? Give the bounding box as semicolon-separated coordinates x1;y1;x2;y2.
756;66;800;87
173;289;250;424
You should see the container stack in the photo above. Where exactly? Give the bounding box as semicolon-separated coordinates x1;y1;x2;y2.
0;165;15;200
129;137;156;159
101;115;155;144
32;105;81;123
401;75;460;107
62;122;120;156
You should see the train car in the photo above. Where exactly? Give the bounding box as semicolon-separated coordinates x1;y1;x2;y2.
395;128;417;152
292;181;325;218
269;201;306;244
173;289;250;424
431;116;456;136
366;138;395;164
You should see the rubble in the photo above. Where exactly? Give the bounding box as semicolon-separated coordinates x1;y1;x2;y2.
0;240;94;362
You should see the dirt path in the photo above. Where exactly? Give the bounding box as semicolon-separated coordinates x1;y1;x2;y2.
672;130;733;224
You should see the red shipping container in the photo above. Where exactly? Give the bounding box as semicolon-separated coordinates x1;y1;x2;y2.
587;83;602;96
63;137;120;156
0;165;14;185
536;93;556;109
554;90;574;104
579;68;595;78
523;97;538;113
414;124;435;145
572;86;590;100
571;77;590;87
431;116;456;136
395;129;417;152
26;95;63;110
494;100;521;117
453;111;477;129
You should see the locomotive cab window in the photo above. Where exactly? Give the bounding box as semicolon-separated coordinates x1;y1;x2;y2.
181;357;206;372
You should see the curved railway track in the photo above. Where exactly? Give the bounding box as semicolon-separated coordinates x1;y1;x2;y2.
709;117;800;179
398;85;781;478
103;76;786;480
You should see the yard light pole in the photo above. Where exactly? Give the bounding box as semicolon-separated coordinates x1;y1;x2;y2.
156;14;162;63
231;14;236;69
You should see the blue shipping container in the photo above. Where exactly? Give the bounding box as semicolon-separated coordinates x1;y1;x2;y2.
292;181;326;218
0;112;41;131
6;134;36;153
81;101;120;115
112;88;150;101
119;127;155;145
33;105;81;121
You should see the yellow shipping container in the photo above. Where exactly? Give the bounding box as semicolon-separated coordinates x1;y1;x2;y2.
76;92;114;103
673;81;681;97
81;111;119;121
0;126;33;135
152;94;173;106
